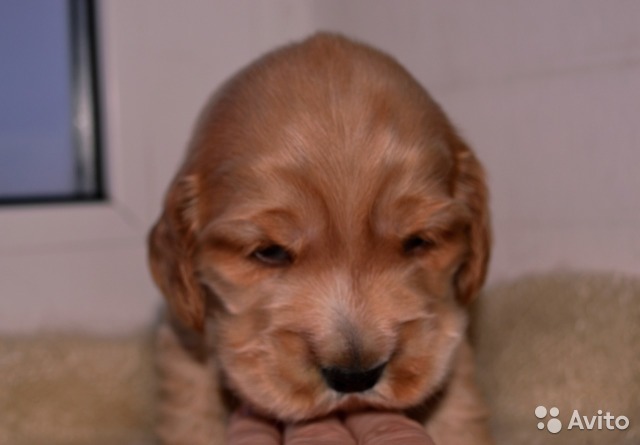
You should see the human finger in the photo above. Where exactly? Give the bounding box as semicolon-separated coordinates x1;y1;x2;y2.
284;415;357;445
226;409;281;445
344;411;435;445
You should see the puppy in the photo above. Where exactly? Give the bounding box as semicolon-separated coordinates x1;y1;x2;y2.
149;33;493;445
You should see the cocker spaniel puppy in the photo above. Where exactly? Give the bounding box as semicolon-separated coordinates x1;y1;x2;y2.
149;33;493;445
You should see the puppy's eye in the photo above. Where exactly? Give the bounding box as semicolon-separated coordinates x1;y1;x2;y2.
402;235;435;255
251;244;293;266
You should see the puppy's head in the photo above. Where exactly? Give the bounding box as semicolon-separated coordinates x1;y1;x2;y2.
149;34;490;421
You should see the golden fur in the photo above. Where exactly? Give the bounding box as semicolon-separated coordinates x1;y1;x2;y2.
148;33;493;444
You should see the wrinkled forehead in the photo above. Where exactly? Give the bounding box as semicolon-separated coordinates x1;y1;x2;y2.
210;130;455;232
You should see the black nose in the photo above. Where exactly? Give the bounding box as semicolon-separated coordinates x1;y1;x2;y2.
321;362;387;393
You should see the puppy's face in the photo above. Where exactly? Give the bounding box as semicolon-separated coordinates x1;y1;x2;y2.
149;34;490;421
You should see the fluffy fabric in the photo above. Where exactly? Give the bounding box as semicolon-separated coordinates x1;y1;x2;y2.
0;332;156;445
473;271;640;444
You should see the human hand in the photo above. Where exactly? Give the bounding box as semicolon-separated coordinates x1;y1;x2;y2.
226;408;435;445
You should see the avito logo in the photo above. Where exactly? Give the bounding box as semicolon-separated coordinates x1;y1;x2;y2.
535;406;562;433
535;406;630;434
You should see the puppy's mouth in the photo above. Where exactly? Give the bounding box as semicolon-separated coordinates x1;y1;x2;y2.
220;311;461;422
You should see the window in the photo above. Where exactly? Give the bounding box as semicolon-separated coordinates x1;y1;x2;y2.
0;0;104;204
0;1;153;333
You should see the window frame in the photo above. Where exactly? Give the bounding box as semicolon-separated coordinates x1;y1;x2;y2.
0;0;147;251
68;0;105;202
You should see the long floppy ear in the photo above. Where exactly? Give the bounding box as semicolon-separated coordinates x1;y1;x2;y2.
148;174;206;331
450;133;491;304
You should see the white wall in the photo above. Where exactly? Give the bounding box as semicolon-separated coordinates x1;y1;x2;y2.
1;0;638;333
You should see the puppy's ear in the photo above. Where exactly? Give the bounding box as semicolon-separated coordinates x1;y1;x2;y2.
450;134;491;304
148;174;205;331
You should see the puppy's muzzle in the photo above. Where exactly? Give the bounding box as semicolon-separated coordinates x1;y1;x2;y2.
321;361;387;393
